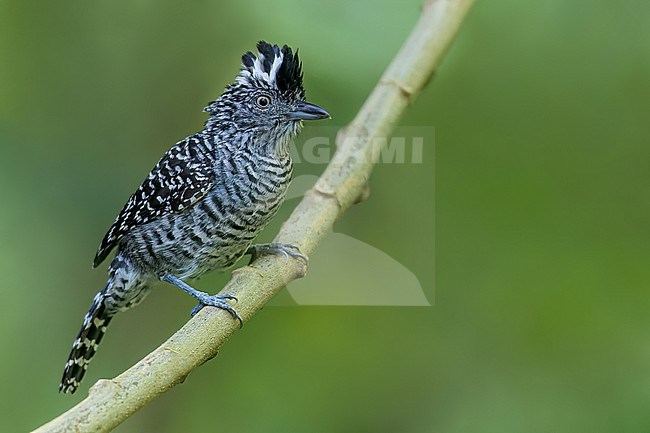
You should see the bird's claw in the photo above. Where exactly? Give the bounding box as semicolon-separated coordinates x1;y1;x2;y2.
247;242;308;264
190;293;243;328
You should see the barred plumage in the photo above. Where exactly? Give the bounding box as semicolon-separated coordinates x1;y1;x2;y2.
60;41;329;394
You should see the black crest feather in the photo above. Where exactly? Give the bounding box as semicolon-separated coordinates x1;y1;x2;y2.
240;41;304;95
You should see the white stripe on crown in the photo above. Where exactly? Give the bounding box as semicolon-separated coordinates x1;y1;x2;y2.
237;49;284;87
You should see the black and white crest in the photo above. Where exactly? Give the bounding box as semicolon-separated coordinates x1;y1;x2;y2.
239;41;304;97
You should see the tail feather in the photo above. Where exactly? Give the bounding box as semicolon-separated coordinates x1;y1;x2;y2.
60;255;148;394
60;292;113;394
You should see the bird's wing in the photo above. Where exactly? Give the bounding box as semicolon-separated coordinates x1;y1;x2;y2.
93;138;214;267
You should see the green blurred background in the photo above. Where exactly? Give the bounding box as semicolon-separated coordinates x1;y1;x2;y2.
2;0;649;431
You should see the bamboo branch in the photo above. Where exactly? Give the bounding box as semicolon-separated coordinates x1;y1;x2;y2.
33;1;474;431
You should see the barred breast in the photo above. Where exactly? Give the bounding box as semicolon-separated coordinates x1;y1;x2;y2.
121;144;293;280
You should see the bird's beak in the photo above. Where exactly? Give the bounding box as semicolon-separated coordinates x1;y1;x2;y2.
288;101;330;121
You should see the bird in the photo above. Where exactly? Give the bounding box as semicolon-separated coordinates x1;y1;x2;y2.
59;41;330;394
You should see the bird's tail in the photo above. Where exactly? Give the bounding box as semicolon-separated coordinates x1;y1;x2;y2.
60;288;114;394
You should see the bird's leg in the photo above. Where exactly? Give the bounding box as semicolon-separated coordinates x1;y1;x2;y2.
246;242;308;264
161;274;242;327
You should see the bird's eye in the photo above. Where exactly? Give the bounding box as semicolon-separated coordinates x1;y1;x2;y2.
256;95;271;108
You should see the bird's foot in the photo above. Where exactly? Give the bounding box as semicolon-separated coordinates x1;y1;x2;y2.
190;292;242;327
161;274;242;327
247;242;308;264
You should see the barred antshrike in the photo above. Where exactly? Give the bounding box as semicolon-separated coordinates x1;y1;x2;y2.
60;41;329;394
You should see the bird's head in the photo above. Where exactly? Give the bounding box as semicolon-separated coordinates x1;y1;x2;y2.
205;41;329;138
